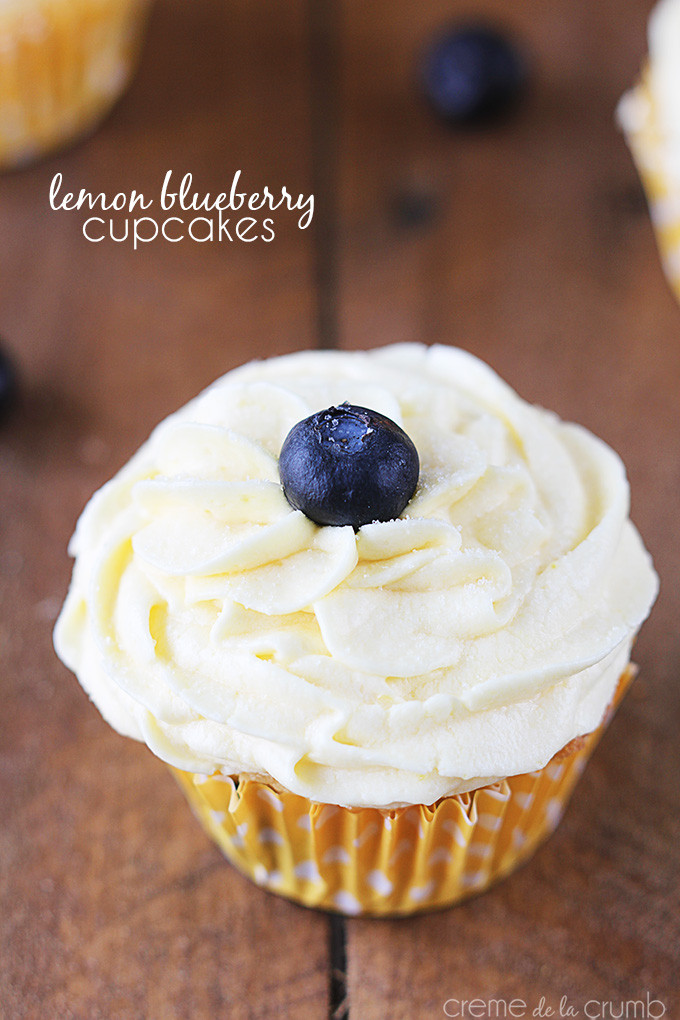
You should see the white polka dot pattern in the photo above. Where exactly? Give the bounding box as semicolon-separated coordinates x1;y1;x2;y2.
171;670;631;916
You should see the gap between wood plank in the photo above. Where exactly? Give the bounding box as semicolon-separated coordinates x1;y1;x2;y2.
329;914;349;1020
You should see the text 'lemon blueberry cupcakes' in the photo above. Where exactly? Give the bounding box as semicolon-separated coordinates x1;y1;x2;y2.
618;0;680;301
54;344;658;916
0;0;152;170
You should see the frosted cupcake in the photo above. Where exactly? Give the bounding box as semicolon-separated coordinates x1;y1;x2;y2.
618;0;680;299
0;0;152;170
53;344;658;916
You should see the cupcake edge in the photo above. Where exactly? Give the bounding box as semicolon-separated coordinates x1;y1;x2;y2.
618;69;680;300
0;0;153;170
170;665;635;916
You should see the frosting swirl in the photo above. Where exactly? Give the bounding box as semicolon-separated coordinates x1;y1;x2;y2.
54;344;658;808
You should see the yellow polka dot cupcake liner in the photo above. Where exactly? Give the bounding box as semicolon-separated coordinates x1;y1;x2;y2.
0;0;152;170
618;71;680;302
171;668;634;917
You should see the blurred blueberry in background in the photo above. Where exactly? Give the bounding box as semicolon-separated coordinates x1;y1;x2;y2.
422;24;527;125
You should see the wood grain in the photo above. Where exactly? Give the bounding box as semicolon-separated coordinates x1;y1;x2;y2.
1;0;679;1017
335;1;679;1017
0;1;327;1018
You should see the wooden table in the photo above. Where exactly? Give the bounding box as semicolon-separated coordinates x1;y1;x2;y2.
1;1;678;1017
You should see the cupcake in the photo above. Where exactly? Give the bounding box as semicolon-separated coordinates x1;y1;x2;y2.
53;344;658;916
0;0;152;170
618;0;680;300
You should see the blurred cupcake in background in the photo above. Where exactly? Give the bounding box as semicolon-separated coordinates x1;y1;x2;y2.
0;0;152;171
618;0;680;301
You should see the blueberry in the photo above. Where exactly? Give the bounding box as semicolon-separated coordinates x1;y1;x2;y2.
0;345;17;420
279;403;419;529
422;25;526;125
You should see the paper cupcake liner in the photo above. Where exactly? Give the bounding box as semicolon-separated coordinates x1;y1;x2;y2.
171;667;634;917
0;0;152;170
618;71;680;301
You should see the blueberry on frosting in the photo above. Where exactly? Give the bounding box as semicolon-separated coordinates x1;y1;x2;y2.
278;403;419;528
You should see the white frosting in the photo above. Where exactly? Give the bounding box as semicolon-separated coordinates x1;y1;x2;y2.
648;0;680;135
54;345;658;809
618;0;680;184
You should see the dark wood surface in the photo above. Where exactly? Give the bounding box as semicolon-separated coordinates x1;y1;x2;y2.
1;1;678;1017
